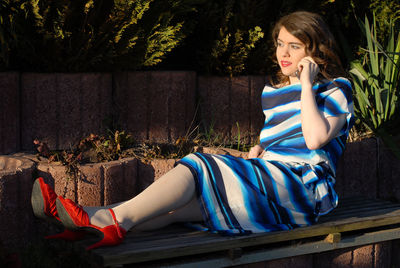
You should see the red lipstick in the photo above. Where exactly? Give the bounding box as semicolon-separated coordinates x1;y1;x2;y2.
281;61;291;67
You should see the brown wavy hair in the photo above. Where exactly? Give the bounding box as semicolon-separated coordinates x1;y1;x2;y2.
271;11;346;86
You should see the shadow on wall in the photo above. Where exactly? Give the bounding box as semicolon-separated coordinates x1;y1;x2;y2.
0;71;267;154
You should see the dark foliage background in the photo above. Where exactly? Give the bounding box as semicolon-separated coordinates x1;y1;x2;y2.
0;0;398;75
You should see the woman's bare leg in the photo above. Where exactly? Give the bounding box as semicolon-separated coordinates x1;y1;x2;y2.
84;164;200;231
133;197;202;231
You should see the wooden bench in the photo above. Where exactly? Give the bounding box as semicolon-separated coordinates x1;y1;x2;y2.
80;196;400;267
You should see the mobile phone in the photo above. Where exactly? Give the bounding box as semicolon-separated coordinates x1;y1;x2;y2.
294;65;304;79
295;70;300;79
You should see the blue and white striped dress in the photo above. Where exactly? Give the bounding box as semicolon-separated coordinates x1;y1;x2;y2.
178;77;354;235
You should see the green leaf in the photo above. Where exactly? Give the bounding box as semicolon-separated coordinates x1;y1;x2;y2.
351;13;400;137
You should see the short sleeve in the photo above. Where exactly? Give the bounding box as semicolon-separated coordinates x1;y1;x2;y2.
316;78;354;136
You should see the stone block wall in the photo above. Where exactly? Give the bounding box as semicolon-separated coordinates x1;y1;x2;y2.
1;140;400;267
0;73;20;154
335;137;400;202
0;71;266;154
114;71;196;143
198;75;265;145
25;156;138;207
0;156;36;249
2;71;400;265
20;73;113;151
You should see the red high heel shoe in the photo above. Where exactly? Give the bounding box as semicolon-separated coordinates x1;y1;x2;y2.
56;196;126;250
31;177;86;241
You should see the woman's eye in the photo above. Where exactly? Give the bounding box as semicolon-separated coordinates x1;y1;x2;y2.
277;42;284;47
291;45;300;49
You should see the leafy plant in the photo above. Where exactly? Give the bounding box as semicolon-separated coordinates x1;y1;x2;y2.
368;0;400;41
34;130;135;180
198;120;223;147
182;0;266;76
350;14;400;156
0;0;201;72
209;0;264;77
0;1;28;68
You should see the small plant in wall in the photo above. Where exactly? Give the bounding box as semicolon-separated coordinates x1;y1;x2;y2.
33;125;252;181
33;129;201;179
34;130;135;180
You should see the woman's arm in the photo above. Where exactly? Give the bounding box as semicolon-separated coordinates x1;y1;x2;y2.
298;57;346;150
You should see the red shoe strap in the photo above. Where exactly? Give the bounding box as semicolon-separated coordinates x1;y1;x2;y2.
108;209;124;238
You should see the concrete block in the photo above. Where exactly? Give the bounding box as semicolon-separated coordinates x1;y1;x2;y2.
335;138;378;198
37;157;139;207
198;75;265;145
103;158;137;205
121;157;138;200
392;239;400;267
57;74;83;148
249;76;266;144
374;241;391;267
114;71;149;142
0;156;35;250
37;162;77;201
231;76;251;145
198;76;231;143
147;72;171;142
137;158;178;193
0;72;20;154
167;71;196;142
21;73;58;150
377;138;400;201
114;71;196;143
78;164;104;206
352;244;373;267
137;160;155;193
81;73;112;138
313;247;353;267
21;73;112;151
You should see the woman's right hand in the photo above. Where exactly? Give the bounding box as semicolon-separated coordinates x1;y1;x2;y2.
248;145;265;159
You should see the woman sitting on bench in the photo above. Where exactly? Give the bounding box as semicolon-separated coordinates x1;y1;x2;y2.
31;11;354;250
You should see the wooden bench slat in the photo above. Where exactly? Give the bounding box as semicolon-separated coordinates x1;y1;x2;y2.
320;203;400;221
334;198;392;211
94;208;400;265
158;226;400;268
336;196;385;206
86;197;400;267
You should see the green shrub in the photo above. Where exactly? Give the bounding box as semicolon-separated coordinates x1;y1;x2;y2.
0;1;27;68
369;0;400;41
0;0;201;72
161;0;371;76
0;0;384;76
173;0;267;76
350;14;400;155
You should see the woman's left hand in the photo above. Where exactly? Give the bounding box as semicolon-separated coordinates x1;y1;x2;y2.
248;145;265;159
297;56;319;86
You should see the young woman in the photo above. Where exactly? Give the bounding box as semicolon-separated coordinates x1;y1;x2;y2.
31;11;354;250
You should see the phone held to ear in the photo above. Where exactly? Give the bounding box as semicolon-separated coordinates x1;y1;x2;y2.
294;69;301;79
294;65;304;79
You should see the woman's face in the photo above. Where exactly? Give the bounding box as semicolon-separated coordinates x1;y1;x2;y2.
276;26;307;80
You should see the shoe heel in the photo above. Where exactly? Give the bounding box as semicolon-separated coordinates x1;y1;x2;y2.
56;196;127;250
86;224;126;250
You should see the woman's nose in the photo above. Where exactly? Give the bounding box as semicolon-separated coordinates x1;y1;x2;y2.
282;46;289;56
280;45;290;57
